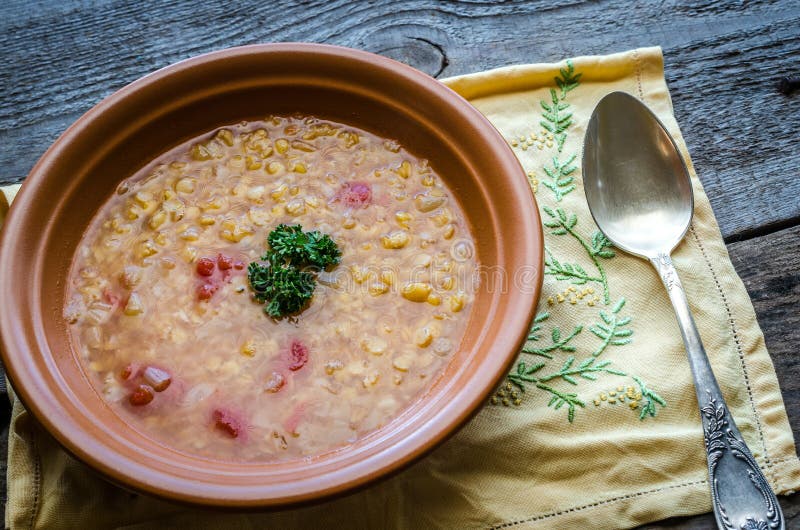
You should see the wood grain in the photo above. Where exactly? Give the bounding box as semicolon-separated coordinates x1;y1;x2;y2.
1;0;798;240
1;1;799;528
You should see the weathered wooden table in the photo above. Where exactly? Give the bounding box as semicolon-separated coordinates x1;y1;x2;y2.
1;1;798;527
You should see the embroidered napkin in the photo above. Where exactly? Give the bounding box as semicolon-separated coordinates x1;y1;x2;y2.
2;47;799;529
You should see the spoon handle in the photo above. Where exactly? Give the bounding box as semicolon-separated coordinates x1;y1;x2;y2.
651;252;784;530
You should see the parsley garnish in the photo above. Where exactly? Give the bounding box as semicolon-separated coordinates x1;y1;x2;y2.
248;224;341;318
267;224;341;269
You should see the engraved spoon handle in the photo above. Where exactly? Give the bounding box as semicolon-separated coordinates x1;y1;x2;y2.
651;252;784;530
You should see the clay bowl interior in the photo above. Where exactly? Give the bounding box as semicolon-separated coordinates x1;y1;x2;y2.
0;44;542;507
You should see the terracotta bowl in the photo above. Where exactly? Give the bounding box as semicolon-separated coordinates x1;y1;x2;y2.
0;44;542;507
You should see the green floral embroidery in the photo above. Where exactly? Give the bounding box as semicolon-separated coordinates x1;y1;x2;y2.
633;376;668;420
539;60;581;200
520;311;581;359
495;58;667;423
541;154;577;201
589;298;633;355
542;206;613;305
503;302;665;422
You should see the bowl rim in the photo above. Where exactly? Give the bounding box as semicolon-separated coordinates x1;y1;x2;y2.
0;42;542;507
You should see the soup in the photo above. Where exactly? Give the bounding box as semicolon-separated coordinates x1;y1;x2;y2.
64;116;477;461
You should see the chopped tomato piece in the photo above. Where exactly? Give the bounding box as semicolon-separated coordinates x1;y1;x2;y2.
103;288;121;307
212;408;245;438
287;340;309;371
197;282;217;300
120;363;140;381
233;260;245;270
217;253;233;270
129;385;154;406
196;257;215;277
336;182;372;208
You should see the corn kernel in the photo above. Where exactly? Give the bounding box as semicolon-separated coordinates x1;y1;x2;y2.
396;160;411;179
215;128;234;146
125;206;140;220
227;154;245;169
266;161;285;175
148;210;167;230
362;373;379;388
369;282;389;296
220;226;252;243
401;282;431;302
324;360;344;375
392;354;414;372
133;191;153;209
351;266;371;284
275;138;290;154
200;196;225;211
110;217;130;234
292;162;307;173
412;253;432;267
270;184;287;201
291;140;315;152
137;240;158;258
421;175;435;187
246;186;265;202
181;246;198;263
285;198;306;216
240;339;256;357
190;143;213;161
427;293;442;306
247;207;270;226
342;217;356;229
379;270;395;285
245;155;262;170
154;232;168;246
180;227;200;241
199;215;216;226
415;327;434;348
361;337;388;356
338;131;359;147
395;211;412;229
431;208;452;227
449;292;465;312
381;230;410;249
415;194;446;213
123;292;144;316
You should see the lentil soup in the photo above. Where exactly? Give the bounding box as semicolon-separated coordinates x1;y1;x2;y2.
64;116;477;462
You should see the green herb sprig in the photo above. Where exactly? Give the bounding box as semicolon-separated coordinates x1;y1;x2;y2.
248;224;341;318
267;224;341;269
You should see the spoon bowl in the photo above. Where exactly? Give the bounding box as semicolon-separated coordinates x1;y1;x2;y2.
583;91;784;530
583;91;693;258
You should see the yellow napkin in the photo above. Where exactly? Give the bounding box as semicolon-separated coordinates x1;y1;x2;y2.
2;47;799;529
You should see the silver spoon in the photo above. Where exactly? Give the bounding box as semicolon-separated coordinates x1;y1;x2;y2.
582;91;784;530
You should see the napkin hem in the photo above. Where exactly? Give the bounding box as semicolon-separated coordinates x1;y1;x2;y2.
492;453;800;529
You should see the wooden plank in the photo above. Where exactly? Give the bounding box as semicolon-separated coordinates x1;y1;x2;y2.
0;1;799;240
728;225;800;442
1;1;799;527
